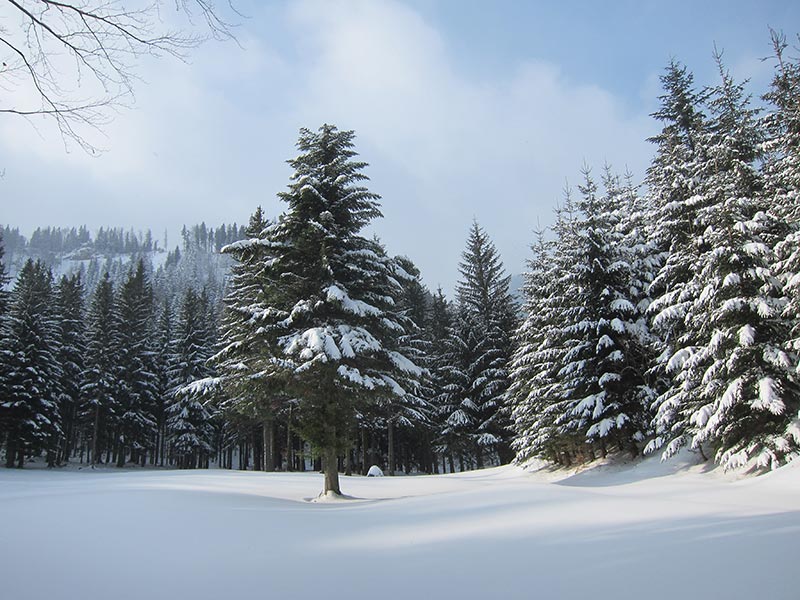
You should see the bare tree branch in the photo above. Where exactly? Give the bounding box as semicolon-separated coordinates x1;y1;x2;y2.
0;0;238;153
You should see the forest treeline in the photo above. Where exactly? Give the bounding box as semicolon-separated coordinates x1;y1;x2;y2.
1;32;799;479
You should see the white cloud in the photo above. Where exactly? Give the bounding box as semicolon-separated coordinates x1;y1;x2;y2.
284;0;654;291
2;0;657;293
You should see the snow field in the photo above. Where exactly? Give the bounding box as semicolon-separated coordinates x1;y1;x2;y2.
0;455;798;600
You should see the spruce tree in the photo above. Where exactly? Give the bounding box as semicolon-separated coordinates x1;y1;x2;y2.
655;56;799;469
508;227;560;463
55;273;86;464
115;259;158;466
764;32;800;395
645;61;712;459
510;192;585;465
437;309;482;470
81;272;120;465
216;125;420;494
212;206;285;471
427;288;456;471
453;221;516;466
0;260;61;467
166;287;215;468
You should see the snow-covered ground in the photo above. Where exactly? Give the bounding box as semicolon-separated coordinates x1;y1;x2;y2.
1;454;798;600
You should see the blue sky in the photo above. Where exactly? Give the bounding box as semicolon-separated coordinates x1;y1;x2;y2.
1;0;796;293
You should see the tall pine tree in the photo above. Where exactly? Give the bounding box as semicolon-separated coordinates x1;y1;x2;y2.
0;260;61;467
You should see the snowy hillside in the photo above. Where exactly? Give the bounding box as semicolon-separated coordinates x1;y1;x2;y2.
1;456;797;600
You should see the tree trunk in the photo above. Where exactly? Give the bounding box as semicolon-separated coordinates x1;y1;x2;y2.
323;445;341;495
697;443;708;462
91;406;102;465
361;428;368;475
344;433;352;476
286;406;293;472
5;435;17;469
264;418;275;472
387;420;395;476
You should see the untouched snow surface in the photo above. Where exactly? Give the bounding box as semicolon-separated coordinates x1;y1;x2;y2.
1;455;798;600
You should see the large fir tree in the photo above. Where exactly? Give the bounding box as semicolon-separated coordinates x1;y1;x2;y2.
55;273;86;464
167;287;215;468
449;221;516;466
0;260;61;467
216;125;420;494
81;272;120;465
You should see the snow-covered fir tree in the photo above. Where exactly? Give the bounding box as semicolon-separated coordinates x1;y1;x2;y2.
215;125;421;494
54;273;86;465
211;206;288;472
166;288;215;468
551;171;649;457
650;57;800;469
437;309;483;470
0;260;61;467
645;61;712;460
443;221;516;467
81;272;120;465
763;32;800;390
508;227;560;462
114;260;159;466
151;298;176;466
381;255;431;475
509;192;584;465
426;288;458;471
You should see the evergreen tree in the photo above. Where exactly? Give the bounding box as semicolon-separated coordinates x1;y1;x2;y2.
508;191;586;465
81;272;120;465
427;288;456;471
152;297;176;466
55;273;86;464
437;309;483;470
567;169;650;457
212;206;286;471
381;255;431;475
763;32;800;387
0;260;61;467
645;61;712;459
166;287;215;468
453;221;516;466
508;227;560;463
115;259;158;466
651;56;800;469
217;125;421;494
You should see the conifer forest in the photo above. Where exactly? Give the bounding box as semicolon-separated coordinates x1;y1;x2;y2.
3;30;800;493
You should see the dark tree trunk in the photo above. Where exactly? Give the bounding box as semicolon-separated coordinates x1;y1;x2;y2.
344;432;352;476
361;428;368;475
5;435;17;469
323;445;341;495
387;421;395;476
116;443;125;468
698;443;708;462
91;406;102;465
286;406;294;471
264;418;275;472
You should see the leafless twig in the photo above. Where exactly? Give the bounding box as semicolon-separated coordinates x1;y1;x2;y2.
0;0;239;153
